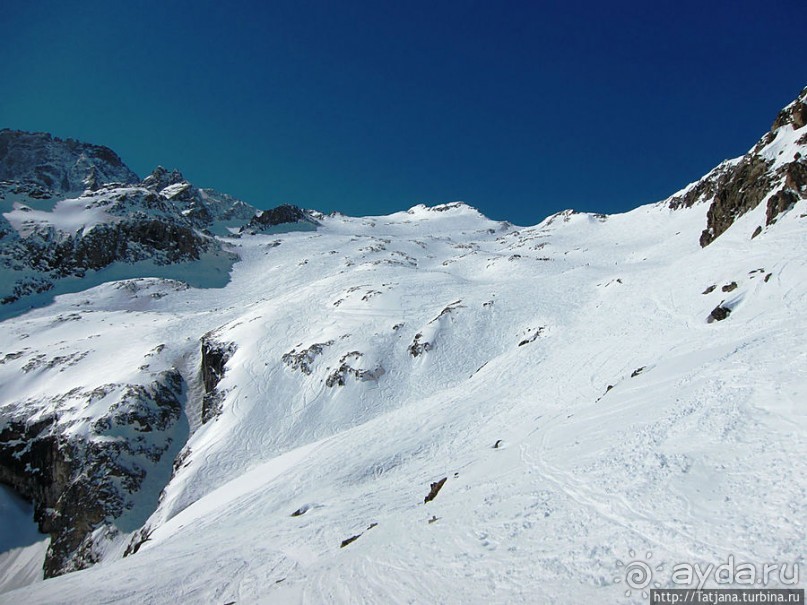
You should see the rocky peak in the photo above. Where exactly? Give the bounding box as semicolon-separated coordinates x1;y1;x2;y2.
241;203;319;233
771;86;807;132
142;166;187;193
0;129;139;195
668;86;807;246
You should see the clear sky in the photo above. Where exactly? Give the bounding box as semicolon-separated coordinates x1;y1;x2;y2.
1;0;804;226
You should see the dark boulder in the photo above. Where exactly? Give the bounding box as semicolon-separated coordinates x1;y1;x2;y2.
709;305;732;322
424;477;447;503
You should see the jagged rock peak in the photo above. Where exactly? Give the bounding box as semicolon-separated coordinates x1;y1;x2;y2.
241;203;319;233
771;86;807;132
142;166;188;192
0;129;140;194
667;85;807;246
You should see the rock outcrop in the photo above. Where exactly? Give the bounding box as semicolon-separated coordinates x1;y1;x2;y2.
0;129;139;195
200;335;236;423
0;370;186;577
0;187;220;305
0;132;264;309
241;203;319;233
669;87;807;246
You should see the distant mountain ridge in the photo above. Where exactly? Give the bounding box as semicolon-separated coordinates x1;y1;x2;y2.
0;129;139;196
0;130;318;313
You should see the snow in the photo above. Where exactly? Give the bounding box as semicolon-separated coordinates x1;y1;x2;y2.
1;191;806;602
3;196;117;238
758;121;807;169
0;486;43;553
0;539;49;595
0;486;47;595
0;249;236;323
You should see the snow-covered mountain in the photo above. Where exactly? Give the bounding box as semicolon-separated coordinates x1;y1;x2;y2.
0;88;805;604
0;131;319;316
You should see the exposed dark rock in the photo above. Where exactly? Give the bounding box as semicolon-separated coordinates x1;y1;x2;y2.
200;335;236;423
424;477;447;503
518;327;545;346
123;528;152;557
141;167;216;228
0;370;186;577
0;188;228;306
241;204;319;233
282;341;333;375
709;305;732;322
781;158;807;194
340;534;362;548
766;189;799;226
291;505;310;517
771;87;807;131
668;88;807;247
408;333;432;357
631;366;646;378
493;439;503;449
0;129;139;194
702;285;717;294
432;300;464;322
722;282;738;292
325;352;385;387
698;155;773;247
752;225;763;239
142;166;186;192
429;202;466;212
0;131;259;309
1;275;54;304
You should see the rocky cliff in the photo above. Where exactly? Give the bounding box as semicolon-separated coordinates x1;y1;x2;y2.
0;129;139;196
0;367;187;576
669;87;807;245
0;132;260;308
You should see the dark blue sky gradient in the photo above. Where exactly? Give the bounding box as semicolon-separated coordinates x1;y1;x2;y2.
1;0;804;225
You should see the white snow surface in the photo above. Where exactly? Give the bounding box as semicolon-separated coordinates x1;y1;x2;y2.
3;195;119;238
0;196;805;603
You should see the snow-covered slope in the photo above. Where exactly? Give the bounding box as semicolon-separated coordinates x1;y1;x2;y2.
1;91;806;604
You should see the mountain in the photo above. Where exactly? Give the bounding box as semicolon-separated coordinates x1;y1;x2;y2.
668;87;807;245
0;129;139;196
0;131;319;316
0;88;805;604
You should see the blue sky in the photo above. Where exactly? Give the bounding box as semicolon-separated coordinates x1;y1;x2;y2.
1;0;804;225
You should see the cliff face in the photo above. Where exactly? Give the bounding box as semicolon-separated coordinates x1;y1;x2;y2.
0;133;323;311
0;135;259;310
0;184;224;305
0;369;187;577
0;129;140;195
669;87;807;246
200;334;236;423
